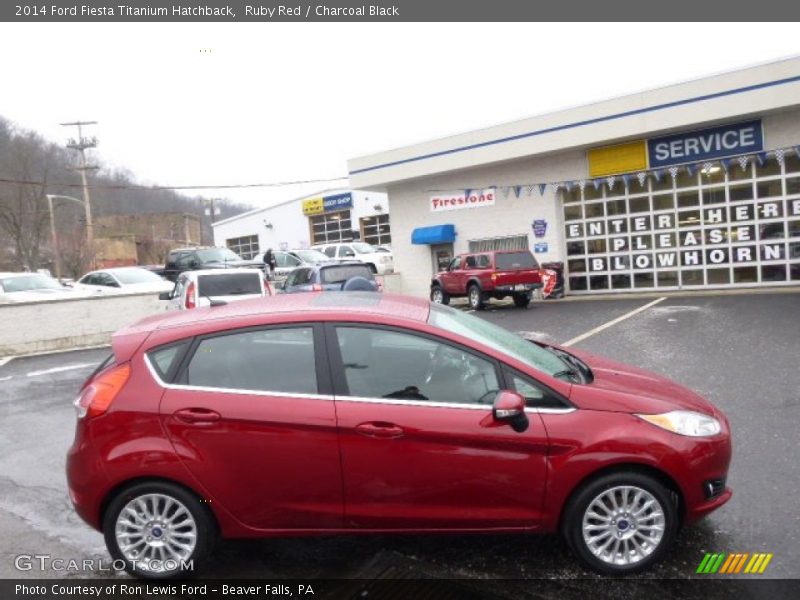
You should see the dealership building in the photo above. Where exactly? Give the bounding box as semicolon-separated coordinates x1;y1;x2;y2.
348;57;800;297
212;188;391;259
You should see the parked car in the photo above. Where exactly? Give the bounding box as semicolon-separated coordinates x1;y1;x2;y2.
163;247;264;282
282;262;379;293
74;267;174;295
431;250;543;310
0;272;94;303
311;242;394;275
160;269;270;310
270;248;337;281
67;293;731;579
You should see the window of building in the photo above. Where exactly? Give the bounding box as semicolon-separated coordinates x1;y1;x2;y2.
360;214;392;246
468;234;528;253
226;235;260;260
562;155;800;293
310;210;353;245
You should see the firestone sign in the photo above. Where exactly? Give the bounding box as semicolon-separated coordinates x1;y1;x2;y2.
648;120;763;168
430;189;495;212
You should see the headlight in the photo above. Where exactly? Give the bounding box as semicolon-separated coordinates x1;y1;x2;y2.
380;256;392;263
636;410;721;437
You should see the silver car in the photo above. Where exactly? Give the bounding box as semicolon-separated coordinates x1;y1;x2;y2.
160;268;269;310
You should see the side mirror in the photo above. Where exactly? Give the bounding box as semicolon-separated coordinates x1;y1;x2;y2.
189;260;199;268
158;291;172;301
492;390;529;432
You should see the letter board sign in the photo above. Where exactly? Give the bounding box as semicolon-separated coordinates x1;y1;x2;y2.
648;120;763;168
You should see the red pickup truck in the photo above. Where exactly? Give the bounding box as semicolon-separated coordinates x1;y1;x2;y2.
430;249;543;310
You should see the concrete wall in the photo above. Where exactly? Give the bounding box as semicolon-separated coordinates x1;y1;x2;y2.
0;292;166;357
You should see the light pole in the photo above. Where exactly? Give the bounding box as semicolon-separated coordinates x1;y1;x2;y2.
46;193;93;278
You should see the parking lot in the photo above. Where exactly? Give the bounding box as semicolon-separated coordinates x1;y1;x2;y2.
0;290;798;595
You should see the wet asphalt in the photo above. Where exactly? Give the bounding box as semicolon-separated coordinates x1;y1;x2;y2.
0;290;798;596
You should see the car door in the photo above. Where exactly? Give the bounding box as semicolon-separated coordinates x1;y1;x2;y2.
441;256;462;294
327;323;549;530
158;324;343;530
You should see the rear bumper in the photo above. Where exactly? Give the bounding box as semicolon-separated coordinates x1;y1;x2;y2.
493;282;543;292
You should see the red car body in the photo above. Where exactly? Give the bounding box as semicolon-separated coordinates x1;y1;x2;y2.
67;293;731;576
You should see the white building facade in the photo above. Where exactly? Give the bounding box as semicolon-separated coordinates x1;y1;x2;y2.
212;189;391;259
348;57;800;298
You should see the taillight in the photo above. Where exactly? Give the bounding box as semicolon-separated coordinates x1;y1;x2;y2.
73;363;131;419
311;284;323;292
185;281;196;309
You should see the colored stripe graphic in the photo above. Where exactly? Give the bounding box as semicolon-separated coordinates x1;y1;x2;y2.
697;552;773;574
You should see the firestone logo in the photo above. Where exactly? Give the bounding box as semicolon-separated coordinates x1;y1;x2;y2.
430;189;495;212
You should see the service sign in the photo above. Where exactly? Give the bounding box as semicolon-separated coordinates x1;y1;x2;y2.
430;189;495;212
648;120;763;168
302;198;324;216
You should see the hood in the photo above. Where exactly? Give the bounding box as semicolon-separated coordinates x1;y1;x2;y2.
563;347;718;416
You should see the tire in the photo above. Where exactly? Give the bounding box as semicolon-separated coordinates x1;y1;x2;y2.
430;285;450;305
562;472;678;575
513;293;531;308
467;284;485;310
103;481;216;579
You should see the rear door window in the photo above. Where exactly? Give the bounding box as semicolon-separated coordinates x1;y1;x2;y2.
184;327;318;394
197;273;262;296
495;252;538;270
149;342;189;381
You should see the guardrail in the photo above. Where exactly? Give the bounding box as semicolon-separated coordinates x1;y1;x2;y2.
0;292;165;357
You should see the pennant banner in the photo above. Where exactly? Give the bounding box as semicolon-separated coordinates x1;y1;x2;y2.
737;155;749;172
606;176;616;190
578;180;586;191
592;179;603;191
775;149;786;166
621;174;630;188
637;172;647;187
669;166;679;180
686;163;696;177
526;184;535;197
756;152;768;167
513;185;522;198
720;158;731;173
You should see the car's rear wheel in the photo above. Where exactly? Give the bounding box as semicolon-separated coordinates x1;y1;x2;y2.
430;285;449;305
468;284;485;310
563;472;678;575
103;481;216;579
513;292;531;308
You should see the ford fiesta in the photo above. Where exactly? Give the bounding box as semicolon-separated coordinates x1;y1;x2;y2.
67;293;731;578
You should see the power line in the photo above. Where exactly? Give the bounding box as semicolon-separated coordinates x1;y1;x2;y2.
0;175;350;192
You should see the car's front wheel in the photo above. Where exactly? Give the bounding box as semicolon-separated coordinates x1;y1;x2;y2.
468;284;485;310
562;472;678;575
430;285;449;305
103;481;216;579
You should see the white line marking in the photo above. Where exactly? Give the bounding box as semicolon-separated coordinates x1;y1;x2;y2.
0;357;14;368
561;297;666;347
0;376;11;382
26;363;96;378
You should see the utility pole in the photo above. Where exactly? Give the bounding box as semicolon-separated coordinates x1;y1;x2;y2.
204;198;220;245
61;120;98;267
46;195;61;280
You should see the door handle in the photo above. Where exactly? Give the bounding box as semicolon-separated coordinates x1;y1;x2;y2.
355;421;404;439
174;408;221;424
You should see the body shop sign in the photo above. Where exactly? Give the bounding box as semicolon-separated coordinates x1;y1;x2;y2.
648;120;763;168
430;189;495;212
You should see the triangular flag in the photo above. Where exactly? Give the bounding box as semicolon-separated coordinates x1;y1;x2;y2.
794;146;800;159
592;179;603;191
686;163;696;177
669;166;679;180
737;155;749;172
652;169;662;183
720;158;731;173
637;172;647;187
565;181;574;192
526;184;535;197
538;183;547;196
701;162;714;173
775;148;786;166
606;176;616;190
756;152;768;166
550;182;561;194
577;180;586;191
513;185;522;198
621;174;630;189
501;186;510;198
464;188;472;200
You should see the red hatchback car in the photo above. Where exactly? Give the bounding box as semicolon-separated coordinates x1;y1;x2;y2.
67;293;732;578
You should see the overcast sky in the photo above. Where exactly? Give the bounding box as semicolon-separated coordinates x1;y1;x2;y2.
1;23;798;208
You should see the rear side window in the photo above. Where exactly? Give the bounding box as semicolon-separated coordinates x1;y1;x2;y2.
185;327;317;394
197;273;262;296
495;251;538;270
320;265;374;283
323;247;336;258
148;342;188;381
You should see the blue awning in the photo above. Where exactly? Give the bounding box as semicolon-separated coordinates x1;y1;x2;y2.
411;224;456;245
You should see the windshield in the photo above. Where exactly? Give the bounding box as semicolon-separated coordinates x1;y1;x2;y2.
0;274;64;292
198;273;262;296
321;264;374;283
428;303;569;377
495;251;538;270
293;249;330;263
196;248;242;263
112;269;163;284
351;242;377;254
